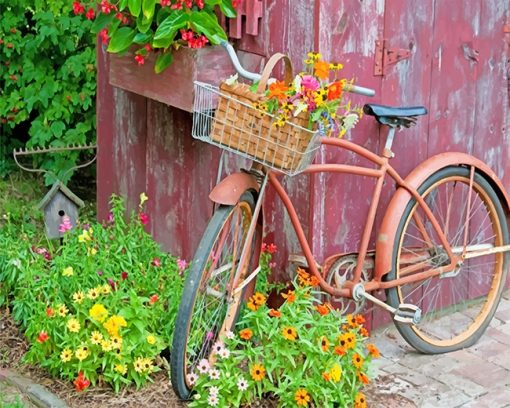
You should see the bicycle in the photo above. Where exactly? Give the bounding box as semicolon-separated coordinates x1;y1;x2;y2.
170;42;510;400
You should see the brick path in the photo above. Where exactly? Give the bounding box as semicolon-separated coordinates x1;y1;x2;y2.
368;290;510;407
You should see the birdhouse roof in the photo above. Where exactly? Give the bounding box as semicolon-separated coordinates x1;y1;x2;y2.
37;181;85;210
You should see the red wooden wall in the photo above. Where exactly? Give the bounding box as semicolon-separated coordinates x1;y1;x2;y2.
97;0;510;329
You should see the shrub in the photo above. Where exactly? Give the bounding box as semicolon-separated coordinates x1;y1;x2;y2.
0;0;96;181
1;194;185;392
189;267;377;407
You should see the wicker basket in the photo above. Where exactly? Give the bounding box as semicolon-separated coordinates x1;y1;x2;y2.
207;53;318;173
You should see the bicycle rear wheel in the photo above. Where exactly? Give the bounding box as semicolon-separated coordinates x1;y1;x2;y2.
170;192;258;399
386;166;509;353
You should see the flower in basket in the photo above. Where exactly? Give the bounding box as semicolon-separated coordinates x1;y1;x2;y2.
73;0;239;73
259;52;362;137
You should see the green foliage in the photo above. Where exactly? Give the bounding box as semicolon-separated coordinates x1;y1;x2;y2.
0;1;96;181
78;0;237;72
0;194;185;392
189;271;375;407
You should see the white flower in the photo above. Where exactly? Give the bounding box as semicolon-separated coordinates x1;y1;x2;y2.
218;348;230;359
197;359;210;374
209;368;220;380
293;74;302;91
225;73;238;86
186;373;198;386
224;331;235;340
343;113;360;130
212;341;224;354
207;394;219;406
11;259;21;269
209;386;219;396
237;377;248;391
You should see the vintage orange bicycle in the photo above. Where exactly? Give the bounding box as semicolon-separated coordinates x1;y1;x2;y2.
170;42;510;399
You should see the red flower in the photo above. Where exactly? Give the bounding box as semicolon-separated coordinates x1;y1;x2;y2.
73;1;85;15
99;29;109;45
151;258;161;267
261;243;277;254
149;294;159;304
134;55;145;65
121;271;128;281
144;43;152;52
36;331;49;343
100;0;117;14
85;8;95;20
74;372;90;392
46;307;54;318
161;0;171;6
232;0;241;7
139;212;149;225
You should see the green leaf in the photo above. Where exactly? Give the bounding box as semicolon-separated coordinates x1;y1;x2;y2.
219;0;237;18
155;52;173;73
107;27;136;53
142;0;156;20
189;11;227;44
92;13;115;33
133;32;152;45
128;0;142;16
153;12;189;49
136;14;153;33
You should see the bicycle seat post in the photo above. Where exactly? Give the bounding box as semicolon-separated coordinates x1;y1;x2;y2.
382;125;397;159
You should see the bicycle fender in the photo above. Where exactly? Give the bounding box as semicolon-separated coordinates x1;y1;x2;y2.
374;152;510;281
209;172;260;205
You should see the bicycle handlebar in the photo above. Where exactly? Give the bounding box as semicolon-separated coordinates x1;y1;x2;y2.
220;41;376;97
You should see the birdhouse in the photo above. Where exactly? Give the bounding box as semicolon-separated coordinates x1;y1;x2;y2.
37;181;84;239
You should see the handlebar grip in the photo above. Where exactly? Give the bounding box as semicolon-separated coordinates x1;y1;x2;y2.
343;83;376;97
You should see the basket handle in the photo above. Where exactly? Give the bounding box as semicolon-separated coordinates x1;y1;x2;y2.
256;53;293;94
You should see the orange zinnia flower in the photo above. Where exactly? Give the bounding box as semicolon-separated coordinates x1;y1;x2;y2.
250;363;266;381
352;353;364;369
247;301;258;311
366;343;381;358
334;345;346;356
340;332;356;350
327;81;343;101
282;326;298;341
322;371;331;381
360;327;369;337
36;331;49;343
355;392;367;408
268;309;281;318
320;336;330;352
268;81;289;101
281;290;295;303
355;314;366;325
315;303;330;316
313;60;330;80
347;314;358;328
357;371;370;384
240;328;253;340
252;292;266;305
295;389;311;407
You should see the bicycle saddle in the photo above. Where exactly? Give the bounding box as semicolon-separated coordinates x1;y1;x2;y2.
363;103;427;128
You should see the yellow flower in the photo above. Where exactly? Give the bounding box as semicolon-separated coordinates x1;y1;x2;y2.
139;192;148;206
89;303;108;323
75;346;89;361
101;340;112;352
250;363;265;381
282;326;298;341
60;348;72;362
101;284;111;295
330;363;342;383
329;62;344;70
142;358;154;373
352;353;364;369
90;331;103;345
115;364;127;375
133;357;144;373
146;335;156;345
103;315;127;337
87;287;100;300
72;291;84;304
339;332;356;350
295;389;311;407
57;304;68;317
355;392;367;408
62;267;73;277
111;336;123;350
67;318;81;333
87;247;97;256
78;229;92;242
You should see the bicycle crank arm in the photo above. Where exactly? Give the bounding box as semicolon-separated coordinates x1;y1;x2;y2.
352;284;422;325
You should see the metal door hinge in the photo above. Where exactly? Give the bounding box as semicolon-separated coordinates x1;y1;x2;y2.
374;39;412;76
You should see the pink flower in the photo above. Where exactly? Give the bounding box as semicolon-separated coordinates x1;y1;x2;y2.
177;258;188;273
58;215;73;233
99;29;109;45
108;278;117;291
134;55;145;65
139;212;149;225
151;258;161;267
73;1;85;15
85;8;95;20
197;359;210;374
149;294;159;304
301;75;320;91
160;0;171;6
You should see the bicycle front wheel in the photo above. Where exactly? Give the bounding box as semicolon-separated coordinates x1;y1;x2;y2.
171;192;258;399
386;166;509;354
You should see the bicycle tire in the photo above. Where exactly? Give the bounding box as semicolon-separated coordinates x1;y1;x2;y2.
386;166;509;354
171;192;258;399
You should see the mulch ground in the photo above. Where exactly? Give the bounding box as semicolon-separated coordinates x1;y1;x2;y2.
1;307;412;408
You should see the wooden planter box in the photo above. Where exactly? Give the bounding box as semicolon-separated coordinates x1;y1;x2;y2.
109;46;263;112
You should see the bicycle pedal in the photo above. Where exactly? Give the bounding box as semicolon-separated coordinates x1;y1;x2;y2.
394;304;422;325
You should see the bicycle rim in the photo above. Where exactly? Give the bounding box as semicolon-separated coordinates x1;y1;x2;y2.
389;167;507;352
